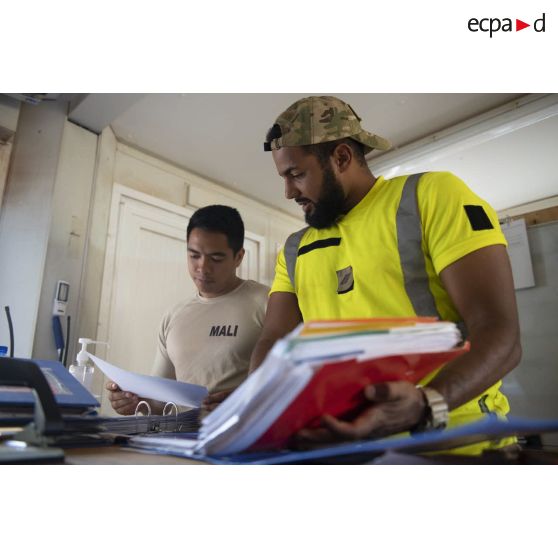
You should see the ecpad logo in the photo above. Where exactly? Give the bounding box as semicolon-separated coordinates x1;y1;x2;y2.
468;13;546;37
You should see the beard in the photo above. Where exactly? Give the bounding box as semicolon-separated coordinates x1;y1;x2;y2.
304;166;346;229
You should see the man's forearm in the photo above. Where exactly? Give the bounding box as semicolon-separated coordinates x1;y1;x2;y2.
248;337;276;373
249;291;303;373
428;321;521;410
432;244;521;411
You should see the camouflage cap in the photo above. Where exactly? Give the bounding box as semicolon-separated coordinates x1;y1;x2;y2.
264;96;391;154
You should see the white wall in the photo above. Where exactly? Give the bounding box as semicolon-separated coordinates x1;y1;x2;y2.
0;95;20;140
73;127;117;366
31;120;98;361
0;95;20;208
0;101;67;357
0;141;14;210
501;220;558;444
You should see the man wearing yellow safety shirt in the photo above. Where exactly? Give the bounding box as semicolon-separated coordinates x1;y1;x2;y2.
207;96;521;455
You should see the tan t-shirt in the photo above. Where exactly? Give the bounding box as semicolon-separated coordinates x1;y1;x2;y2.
152;279;269;393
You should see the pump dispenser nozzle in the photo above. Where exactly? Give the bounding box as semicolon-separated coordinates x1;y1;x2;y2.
76;338;109;366
70;338;109;400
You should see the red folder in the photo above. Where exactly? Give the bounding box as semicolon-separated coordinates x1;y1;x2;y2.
252;345;468;450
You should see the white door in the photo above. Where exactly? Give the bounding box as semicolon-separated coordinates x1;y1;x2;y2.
239;233;265;282
96;185;264;414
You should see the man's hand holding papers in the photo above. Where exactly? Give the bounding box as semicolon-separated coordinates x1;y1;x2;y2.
105;381;142;415
296;381;426;447
202;388;235;412
89;354;209;413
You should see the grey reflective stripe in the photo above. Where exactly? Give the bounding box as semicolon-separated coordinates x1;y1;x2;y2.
396;173;441;318
284;227;308;289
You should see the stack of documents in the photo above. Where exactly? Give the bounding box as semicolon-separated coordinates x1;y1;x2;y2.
129;318;465;457
98;409;200;435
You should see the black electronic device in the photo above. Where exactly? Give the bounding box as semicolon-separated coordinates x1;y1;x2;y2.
0;359;115;461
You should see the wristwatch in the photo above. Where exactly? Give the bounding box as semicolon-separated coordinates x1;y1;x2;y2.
412;385;449;432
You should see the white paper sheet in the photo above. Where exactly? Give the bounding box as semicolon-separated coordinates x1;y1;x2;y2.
88;353;208;408
128;434;200;456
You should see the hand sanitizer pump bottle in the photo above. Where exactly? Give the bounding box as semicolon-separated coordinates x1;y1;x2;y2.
69;338;108;400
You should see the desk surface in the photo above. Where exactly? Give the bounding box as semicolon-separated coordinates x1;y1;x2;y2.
64;446;204;465
63;446;558;465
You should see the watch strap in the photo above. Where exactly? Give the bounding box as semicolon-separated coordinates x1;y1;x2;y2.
413;385;449;432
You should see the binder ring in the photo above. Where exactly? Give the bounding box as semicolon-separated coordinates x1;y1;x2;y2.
163;401;178;416
163;401;179;432
134;400;152;417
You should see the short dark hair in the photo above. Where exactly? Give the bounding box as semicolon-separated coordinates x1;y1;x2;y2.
187;205;245;254
265;125;368;168
301;138;368;168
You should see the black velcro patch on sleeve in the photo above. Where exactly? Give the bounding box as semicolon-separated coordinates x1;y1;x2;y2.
464;205;494;231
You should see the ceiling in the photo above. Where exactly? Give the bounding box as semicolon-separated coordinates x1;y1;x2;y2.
66;93;558;217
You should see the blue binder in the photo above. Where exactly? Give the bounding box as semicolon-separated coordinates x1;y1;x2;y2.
126;415;558;464
213;415;558;464
0;358;99;410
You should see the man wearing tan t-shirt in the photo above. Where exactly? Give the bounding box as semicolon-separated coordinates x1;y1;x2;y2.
106;205;268;415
